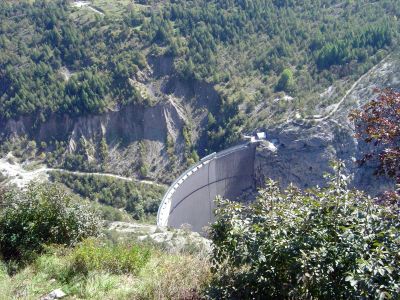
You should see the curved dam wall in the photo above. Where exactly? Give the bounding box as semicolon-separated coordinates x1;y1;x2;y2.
157;143;256;233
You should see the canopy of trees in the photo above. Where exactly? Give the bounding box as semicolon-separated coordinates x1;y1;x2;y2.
0;0;147;120
50;172;165;220
0;0;398;123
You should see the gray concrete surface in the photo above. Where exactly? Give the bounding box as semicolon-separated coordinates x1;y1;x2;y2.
157;143;256;233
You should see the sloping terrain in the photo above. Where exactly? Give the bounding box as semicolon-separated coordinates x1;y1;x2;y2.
254;51;400;194
0;0;399;191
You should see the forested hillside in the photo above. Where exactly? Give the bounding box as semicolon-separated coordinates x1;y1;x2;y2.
0;0;399;174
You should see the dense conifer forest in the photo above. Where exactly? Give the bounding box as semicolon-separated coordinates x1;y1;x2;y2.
0;0;398;126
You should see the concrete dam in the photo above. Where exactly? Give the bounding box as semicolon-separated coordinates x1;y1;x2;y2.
157;142;257;233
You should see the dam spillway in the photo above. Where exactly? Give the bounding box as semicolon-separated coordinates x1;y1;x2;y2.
157;142;257;233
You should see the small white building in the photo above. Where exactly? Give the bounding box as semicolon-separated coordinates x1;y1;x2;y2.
243;132;267;143
256;132;266;140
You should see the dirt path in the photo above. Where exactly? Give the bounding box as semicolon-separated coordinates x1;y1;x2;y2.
71;1;104;16
0;156;164;188
56;169;162;186
0;158;50;188
306;55;390;122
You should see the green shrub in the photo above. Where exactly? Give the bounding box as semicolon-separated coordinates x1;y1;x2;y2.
49;172;165;221
276;68;295;93
209;162;400;299
95;204;131;222
0;184;100;261
71;239;150;275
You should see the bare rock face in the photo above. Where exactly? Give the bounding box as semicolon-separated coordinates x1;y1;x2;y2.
255;55;400;195
107;221;211;254
255;123;340;190
40;289;66;300
254;121;393;195
0;101;185;178
3;102;182;144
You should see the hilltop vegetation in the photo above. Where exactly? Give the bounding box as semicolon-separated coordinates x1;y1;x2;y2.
0;0;399;148
0;0;148;120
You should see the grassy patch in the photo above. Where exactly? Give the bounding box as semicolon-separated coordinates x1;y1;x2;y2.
135;252;211;299
0;239;211;299
71;238;150;275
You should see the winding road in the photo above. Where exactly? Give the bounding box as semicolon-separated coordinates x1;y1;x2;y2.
0;156;163;188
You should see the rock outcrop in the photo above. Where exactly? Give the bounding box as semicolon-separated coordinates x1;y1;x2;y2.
0;56;221;181
107;221;211;254
255;55;400;195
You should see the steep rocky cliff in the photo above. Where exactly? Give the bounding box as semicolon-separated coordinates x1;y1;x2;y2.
0;56;220;182
254;53;400;195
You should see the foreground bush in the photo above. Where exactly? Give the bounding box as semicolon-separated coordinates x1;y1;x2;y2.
71;238;150;275
0;184;100;261
209;163;400;299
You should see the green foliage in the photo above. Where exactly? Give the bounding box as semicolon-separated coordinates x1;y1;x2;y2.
187;150;200;166
139;164;149;178
182;125;199;165
316;24;393;70
0;0;143;121
159;0;398;84
65;70;110;114
209;162;400;299
98;137;108;163
94;203;132;222
0;184;100;261
276;68;294;93
61;138;98;172
137;141;149;179
0;238;211;299
1;0;398;125
50;172;165;220
165;134;178;173
204;96;243;154
71;238;150;275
